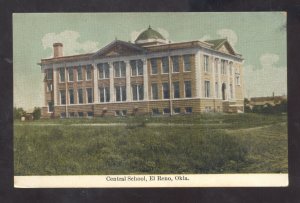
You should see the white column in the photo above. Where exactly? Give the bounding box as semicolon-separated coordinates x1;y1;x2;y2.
93;63;98;103
195;51;201;98
125;61;131;102
142;58;149;100
232;62;236;100
226;61;230;100
109;62;115;102
211;56;215;98
217;59;221;99
53;65;57;105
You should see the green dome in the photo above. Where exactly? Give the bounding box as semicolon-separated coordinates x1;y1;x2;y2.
135;26;166;42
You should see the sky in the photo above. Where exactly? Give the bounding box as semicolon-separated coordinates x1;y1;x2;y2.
13;12;287;111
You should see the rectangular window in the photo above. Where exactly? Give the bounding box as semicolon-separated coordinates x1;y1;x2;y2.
86;88;93;103
183;55;191;71
215;59;219;74
173;108;180;114
185;107;192;114
151;83;158;100
115;86;126;101
98;63;110;79
122;110;127;116
68;67;74;82
69;112;75;118
162;57;169;73
87;112;93;118
60;112;66;118
230;84;233;99
77;66;83;81
173;81;180;98
204;55;209;72
86;65;92;80
99;87;110;102
221;60;226;74
215;82;219;98
46;69;53;80
132;84;144;101
152;108;160;115
150;58;158;74
184;81;192;98
236;74;240;85
204;81;210;98
59;67;65;82
162;82;170;99
205;106;211;113
77;89;83;104
47;83;53;92
130;60;143;76
163;108;170;114
172;56;179;73
48;101;54;112
60;90;66;105
69;89;74;104
78;112;84;117
114;61;126;78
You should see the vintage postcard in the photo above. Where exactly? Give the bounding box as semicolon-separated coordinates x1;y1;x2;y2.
13;12;288;188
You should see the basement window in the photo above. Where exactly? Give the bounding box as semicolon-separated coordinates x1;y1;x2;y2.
163;108;170;114
173;108;180;114
152;108;160;115
185;107;192;114
87;112;94;118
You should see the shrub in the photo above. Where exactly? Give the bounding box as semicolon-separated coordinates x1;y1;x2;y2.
32;107;41;120
13;107;26;120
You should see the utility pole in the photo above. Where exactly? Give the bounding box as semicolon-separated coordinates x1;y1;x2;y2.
168;48;173;116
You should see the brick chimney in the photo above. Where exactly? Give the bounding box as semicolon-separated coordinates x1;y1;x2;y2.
53;42;63;58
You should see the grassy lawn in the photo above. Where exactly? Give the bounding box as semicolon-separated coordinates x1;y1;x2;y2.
14;113;287;175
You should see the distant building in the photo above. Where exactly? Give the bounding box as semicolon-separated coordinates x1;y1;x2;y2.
39;26;244;118
248;95;287;109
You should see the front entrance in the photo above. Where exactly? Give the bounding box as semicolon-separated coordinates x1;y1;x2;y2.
222;83;226;100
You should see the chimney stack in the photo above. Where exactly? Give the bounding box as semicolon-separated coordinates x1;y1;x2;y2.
53;42;63;58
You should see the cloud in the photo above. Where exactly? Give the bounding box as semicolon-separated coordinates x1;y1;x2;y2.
157;27;169;40
260;53;279;67
130;28;145;42
244;53;287;97
41;30;99;57
217;29;238;47
199;35;211;41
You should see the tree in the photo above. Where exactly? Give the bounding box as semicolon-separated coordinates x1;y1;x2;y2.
13;107;26;120
32;107;41;120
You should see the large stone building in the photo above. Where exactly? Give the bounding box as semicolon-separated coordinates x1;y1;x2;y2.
39;26;244;118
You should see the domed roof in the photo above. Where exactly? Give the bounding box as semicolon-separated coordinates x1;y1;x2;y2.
135;26;166;42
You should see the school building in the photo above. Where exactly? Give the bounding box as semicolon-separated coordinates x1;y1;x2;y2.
39;26;244;118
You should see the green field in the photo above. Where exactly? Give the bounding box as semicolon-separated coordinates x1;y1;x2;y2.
14;113;288;175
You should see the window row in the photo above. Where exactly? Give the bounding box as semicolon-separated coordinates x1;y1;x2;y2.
152;107;192;115
203;56;235;76
57;65;92;83
150;55;192;75
204;81;234;99
52;60;144;83
56;107;194;118
60;111;94;118
151;81;192;100
59;88;93;105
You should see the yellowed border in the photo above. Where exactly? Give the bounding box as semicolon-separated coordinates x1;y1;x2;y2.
14;174;288;188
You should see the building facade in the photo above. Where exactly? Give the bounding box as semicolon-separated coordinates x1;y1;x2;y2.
40;26;244;118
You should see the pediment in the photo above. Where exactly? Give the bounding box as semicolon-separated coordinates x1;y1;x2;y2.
93;40;145;58
217;42;236;55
